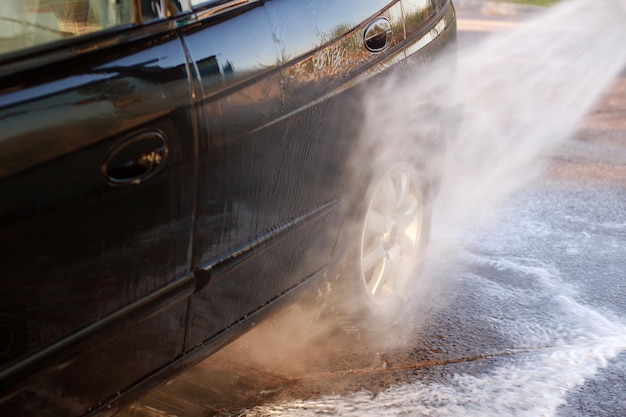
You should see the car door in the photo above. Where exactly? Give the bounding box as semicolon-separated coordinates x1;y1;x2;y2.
177;0;419;349
0;1;196;415
178;0;346;348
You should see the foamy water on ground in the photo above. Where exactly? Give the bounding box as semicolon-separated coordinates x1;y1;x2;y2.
242;181;626;416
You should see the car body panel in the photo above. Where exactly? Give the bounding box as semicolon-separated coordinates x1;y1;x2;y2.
0;19;196;415
0;0;457;415
180;0;346;348
181;0;431;349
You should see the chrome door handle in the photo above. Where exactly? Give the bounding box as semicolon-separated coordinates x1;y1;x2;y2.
103;131;169;186
364;17;393;53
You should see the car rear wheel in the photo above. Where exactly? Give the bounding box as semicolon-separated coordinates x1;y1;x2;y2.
332;161;432;333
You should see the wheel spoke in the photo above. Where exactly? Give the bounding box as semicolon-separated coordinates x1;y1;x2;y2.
397;197;420;228
362;240;385;273
367;258;391;296
395;172;409;211
366;209;388;235
397;232;416;255
378;258;401;295
380;175;397;212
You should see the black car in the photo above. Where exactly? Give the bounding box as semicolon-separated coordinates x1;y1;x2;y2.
0;0;456;415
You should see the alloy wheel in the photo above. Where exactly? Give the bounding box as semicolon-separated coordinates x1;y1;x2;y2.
358;163;424;307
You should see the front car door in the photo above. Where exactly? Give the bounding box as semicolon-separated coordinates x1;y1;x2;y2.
0;1;196;415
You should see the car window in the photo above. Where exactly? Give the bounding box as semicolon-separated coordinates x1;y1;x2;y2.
0;0;136;56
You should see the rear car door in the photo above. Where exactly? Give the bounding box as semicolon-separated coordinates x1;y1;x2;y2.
178;0;427;348
0;1;196;414
180;0;340;349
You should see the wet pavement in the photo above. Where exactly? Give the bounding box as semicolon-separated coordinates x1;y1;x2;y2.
117;6;626;417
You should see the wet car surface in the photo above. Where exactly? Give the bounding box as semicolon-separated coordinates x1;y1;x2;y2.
118;37;626;417
118;3;626;416
0;1;456;416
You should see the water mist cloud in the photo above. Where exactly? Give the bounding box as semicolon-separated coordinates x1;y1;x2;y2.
240;1;626;414
360;0;626;241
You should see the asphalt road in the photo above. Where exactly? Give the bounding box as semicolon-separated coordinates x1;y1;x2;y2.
119;6;626;417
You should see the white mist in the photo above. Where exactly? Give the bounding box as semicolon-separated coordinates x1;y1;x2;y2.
243;0;626;415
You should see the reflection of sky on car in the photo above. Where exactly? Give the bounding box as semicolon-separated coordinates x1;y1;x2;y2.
193;0;413;79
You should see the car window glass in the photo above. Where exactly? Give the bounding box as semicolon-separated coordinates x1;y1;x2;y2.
0;0;135;56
